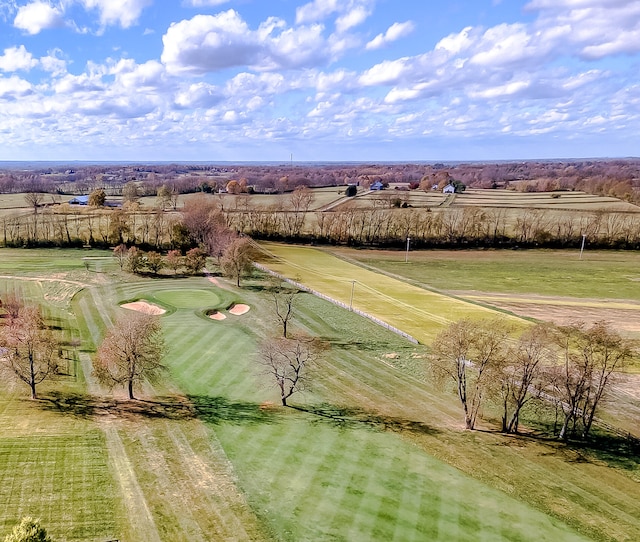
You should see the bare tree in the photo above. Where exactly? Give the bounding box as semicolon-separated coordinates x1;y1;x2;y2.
256;335;326;406
0;304;59;399
113;244;128;270
498;324;555;433
430;318;509;430
24;192;44;242
220;237;255;287
268;280;299;338
94;312;166;400
551;321;633;440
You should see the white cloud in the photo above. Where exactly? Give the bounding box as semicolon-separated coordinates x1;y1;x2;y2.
335;5;370;33
40;50;67;75
0;75;33;98
184;0;230;6
0;45;38;72
14;1;64;34
79;0;152;29
366;21;415;50
296;0;341;24
161;10;331;74
174;82;222;109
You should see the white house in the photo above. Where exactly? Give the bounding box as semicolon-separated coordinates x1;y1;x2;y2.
443;184;455;194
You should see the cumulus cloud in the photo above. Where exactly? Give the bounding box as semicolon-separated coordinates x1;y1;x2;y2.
184;0;230;6
174;82;223;109
161;10;330;74
296;0;373;30
14;1;64;34
296;0;342;24
79;0;152;29
366;21;415;50
0;45;38;72
335;5;370;33
0;75;33;98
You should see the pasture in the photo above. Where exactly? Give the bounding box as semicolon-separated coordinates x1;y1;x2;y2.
0;248;638;541
256;242;527;343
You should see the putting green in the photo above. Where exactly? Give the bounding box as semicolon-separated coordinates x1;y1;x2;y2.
152;289;222;309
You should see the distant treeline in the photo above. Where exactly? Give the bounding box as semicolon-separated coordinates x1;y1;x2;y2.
1;159;640;204
3;198;640;251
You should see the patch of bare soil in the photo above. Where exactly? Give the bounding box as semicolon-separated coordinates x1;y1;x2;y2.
228;303;250;315
453;291;640;335
121;301;166;315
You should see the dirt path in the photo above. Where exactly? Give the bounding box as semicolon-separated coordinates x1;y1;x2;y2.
80;353;163;542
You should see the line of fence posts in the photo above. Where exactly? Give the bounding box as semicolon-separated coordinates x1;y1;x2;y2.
253;263;419;345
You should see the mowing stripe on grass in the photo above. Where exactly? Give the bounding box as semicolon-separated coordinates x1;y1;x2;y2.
258;243;525;343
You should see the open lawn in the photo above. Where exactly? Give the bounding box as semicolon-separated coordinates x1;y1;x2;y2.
0;248;638;541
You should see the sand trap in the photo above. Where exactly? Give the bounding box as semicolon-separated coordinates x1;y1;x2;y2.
228;304;250;315
122;301;166;315
209;311;227;321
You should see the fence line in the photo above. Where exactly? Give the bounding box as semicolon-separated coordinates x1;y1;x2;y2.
254;263;419;344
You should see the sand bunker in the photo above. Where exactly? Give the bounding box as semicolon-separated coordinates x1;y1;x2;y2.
209;311;227;321
228;304;250;315
121;301;166;315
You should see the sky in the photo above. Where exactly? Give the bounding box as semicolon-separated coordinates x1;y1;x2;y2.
0;0;639;162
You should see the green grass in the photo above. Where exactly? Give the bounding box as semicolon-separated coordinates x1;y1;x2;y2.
329;247;640;300
0;247;112;274
257;242;527;343
155;280;591;542
1;248;639;541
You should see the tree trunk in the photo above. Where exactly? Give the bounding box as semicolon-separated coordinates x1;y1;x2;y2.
128;379;135;400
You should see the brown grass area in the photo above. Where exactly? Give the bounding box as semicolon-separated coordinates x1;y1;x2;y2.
455;291;640;336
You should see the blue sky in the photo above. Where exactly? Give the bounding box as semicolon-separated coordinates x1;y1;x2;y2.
0;0;638;162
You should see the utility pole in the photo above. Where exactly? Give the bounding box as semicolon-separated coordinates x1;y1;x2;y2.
349;280;356;311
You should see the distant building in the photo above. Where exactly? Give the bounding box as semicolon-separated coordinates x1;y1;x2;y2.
370;181;384;190
68;195;89;205
443;184;455;194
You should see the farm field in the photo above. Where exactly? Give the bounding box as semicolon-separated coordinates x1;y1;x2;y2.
0;248;638;541
325;187;640;212
327;246;640;335
256;242;528;344
452;188;640;212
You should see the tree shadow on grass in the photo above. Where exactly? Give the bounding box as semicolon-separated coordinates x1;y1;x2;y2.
41;391;196;421
292;402;440;436
40;391;281;426
188;395;282;426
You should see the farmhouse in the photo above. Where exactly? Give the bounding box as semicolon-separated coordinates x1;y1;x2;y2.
68;195;89;205
443;184;455;194
370;181;384;190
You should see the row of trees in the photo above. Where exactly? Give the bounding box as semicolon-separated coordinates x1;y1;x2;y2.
3;187;640;251
431;319;635;440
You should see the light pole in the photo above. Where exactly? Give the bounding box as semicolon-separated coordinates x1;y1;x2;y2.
349;280;356;311
579;234;586;260
405;236;411;263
